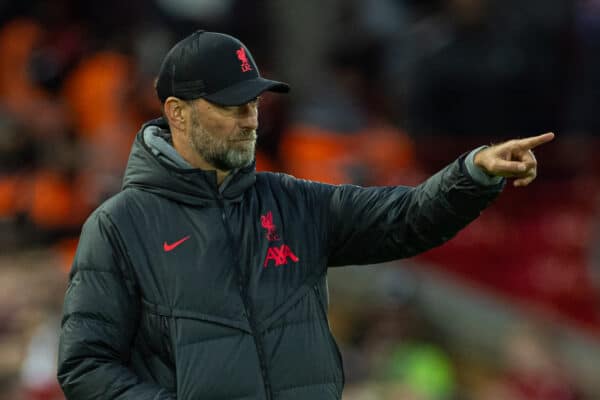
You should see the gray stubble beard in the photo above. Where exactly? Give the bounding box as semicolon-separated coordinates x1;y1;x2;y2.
189;109;256;171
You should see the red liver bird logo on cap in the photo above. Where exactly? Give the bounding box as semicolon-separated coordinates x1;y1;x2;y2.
236;47;253;72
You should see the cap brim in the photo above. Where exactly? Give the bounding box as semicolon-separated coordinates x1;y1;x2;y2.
202;77;290;106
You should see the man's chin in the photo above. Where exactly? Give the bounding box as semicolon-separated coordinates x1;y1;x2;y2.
210;152;254;171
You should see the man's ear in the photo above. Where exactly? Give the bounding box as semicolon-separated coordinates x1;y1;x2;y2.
163;97;188;131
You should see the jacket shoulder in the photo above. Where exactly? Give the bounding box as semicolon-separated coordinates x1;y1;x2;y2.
256;171;334;196
256;171;297;184
75;190;149;279
92;188;156;221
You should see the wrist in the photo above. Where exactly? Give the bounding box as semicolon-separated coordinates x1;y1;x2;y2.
473;147;492;176
465;146;503;185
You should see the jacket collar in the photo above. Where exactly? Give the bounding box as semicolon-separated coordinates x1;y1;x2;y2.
122;117;256;206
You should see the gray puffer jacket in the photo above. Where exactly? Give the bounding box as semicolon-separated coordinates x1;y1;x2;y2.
58;118;503;399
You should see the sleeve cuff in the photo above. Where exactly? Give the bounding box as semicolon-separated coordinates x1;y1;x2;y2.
465;146;504;186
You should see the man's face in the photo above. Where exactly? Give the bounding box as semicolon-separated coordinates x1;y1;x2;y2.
187;98;259;171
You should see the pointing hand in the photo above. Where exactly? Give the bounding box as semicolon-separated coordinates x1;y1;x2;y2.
474;132;555;187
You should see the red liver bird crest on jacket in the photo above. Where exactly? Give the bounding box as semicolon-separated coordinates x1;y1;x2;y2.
260;211;299;268
260;211;280;241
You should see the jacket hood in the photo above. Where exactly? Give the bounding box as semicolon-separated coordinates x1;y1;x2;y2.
122;117;256;206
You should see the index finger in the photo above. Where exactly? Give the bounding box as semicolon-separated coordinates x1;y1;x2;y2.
515;132;555;150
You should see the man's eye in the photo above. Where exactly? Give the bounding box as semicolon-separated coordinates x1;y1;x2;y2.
219;104;240;113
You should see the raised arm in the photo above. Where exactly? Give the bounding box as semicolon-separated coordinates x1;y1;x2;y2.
325;133;555;266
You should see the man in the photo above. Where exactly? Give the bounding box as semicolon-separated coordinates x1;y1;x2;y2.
57;31;554;399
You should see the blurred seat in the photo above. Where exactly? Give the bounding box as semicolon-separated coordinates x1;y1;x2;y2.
414;136;600;333
279;122;415;185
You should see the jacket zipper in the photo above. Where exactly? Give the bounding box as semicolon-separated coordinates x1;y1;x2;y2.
217;196;273;400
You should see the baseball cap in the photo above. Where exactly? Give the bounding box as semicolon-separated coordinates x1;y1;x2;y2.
155;30;290;106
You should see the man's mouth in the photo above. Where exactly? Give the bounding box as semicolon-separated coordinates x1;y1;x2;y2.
231;135;257;142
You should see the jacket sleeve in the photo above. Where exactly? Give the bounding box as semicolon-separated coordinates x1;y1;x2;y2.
326;154;504;266
58;211;176;399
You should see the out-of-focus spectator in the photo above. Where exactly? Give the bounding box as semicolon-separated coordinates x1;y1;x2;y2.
566;0;600;135
0;16;90;247
341;305;458;400
154;0;235;22
380;342;455;400
402;0;571;136
0;251;66;399
0;18;69;138
279;44;418;185
499;324;580;400
20;317;62;400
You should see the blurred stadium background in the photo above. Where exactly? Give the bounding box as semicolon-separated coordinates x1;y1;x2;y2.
0;0;599;399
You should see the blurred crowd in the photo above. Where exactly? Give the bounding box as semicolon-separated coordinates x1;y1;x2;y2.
1;0;600;398
337;306;583;400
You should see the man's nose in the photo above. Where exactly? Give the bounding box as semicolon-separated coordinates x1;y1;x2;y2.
238;104;259;130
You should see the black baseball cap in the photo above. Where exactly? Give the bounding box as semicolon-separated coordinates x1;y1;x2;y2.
155;30;290;106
